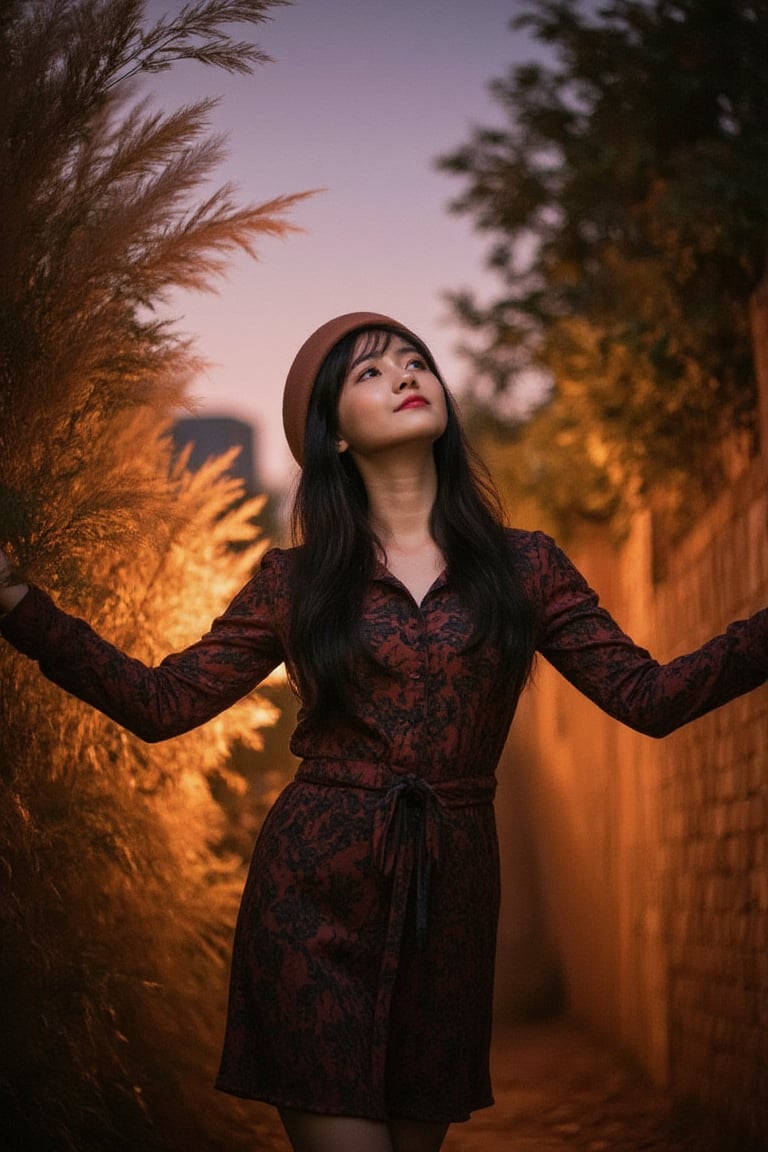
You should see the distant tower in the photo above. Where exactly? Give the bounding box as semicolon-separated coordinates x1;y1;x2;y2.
171;415;260;493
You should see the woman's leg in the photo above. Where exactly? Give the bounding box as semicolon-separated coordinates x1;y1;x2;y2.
278;1107;450;1152
390;1119;449;1152
279;1108;393;1152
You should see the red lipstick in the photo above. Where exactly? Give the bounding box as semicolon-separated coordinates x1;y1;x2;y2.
396;396;429;411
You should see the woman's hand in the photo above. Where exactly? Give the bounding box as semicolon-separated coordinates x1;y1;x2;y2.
0;548;29;615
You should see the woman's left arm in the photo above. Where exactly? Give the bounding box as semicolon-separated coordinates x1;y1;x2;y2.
533;531;768;737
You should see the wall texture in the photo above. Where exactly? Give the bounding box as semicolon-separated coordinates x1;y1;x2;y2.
508;456;768;1147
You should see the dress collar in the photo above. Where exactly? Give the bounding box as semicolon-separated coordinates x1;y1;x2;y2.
372;559;449;598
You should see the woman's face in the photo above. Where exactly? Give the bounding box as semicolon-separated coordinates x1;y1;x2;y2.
335;330;448;459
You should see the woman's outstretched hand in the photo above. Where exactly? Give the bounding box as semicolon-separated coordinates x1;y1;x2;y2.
0;548;29;615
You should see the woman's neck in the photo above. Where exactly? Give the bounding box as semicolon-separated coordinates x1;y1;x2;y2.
352;451;444;603
355;451;438;549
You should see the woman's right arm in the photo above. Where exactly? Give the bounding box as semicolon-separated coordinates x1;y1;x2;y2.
0;548;287;743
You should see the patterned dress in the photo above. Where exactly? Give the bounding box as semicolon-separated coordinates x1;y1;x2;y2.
2;530;767;1123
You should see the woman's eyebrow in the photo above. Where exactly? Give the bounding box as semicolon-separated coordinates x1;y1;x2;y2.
348;342;420;373
349;349;379;372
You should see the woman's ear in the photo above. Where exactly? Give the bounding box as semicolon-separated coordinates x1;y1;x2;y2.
336;437;349;454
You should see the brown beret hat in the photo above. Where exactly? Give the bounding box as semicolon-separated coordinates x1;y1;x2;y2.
282;311;429;464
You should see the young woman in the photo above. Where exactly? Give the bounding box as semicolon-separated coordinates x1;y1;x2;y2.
2;311;767;1152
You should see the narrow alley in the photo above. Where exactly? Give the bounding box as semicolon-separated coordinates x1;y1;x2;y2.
246;1014;729;1151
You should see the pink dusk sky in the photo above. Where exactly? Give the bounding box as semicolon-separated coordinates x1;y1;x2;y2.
146;1;540;488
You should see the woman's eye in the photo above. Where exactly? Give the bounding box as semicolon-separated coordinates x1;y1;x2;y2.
358;366;378;381
407;357;426;371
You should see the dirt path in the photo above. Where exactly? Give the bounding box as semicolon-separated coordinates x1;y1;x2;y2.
444;1016;725;1151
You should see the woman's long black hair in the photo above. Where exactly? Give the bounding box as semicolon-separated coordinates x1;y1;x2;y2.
288;326;539;723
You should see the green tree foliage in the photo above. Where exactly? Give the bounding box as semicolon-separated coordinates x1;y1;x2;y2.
439;0;768;531
0;2;306;1148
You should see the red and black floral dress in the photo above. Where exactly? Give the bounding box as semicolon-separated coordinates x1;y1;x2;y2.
2;530;767;1123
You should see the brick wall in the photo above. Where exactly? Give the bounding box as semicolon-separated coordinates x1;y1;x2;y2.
510;459;768;1147
656;464;768;1147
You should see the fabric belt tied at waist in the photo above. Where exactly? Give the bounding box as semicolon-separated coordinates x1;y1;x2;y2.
294;759;497;947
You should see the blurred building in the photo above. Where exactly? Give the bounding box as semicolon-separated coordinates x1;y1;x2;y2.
171;415;260;494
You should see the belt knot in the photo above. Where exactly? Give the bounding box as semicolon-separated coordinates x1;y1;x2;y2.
371;773;442;947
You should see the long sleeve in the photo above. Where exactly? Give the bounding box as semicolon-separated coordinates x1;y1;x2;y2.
0;549;288;742
533;532;768;737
